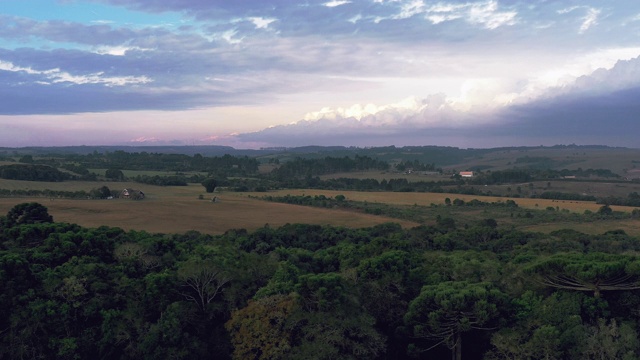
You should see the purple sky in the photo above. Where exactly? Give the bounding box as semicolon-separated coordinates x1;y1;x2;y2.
2;1;640;148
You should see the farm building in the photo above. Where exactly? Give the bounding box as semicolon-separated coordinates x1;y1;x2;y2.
459;171;474;178
121;188;145;200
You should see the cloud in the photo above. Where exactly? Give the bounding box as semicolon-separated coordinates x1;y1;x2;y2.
301;95;463;127
324;1;352;8
236;55;640;148
0;60;151;86
579;8;600;34
248;17;277;29
1;0;639;134
366;0;518;29
557;6;601;34
426;1;517;29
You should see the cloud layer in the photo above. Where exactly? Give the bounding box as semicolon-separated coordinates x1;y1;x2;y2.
238;56;640;148
1;1;640;147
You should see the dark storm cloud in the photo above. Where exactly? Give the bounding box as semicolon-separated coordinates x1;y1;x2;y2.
236;88;640;148
236;55;640;148
497;86;640;144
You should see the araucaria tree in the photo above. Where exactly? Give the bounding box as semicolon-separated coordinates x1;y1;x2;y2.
405;281;507;360
526;253;640;298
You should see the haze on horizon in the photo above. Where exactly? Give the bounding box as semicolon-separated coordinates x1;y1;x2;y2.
1;0;640;149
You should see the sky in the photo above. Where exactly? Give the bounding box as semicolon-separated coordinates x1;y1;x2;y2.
1;0;640;149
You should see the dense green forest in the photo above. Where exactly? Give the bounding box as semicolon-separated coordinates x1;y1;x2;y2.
3;203;640;359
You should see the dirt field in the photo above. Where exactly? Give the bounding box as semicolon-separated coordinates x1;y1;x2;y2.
0;183;419;234
250;189;637;214
1;178;638;235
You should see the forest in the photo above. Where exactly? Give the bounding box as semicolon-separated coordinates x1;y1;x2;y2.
2;202;640;359
2;145;640;359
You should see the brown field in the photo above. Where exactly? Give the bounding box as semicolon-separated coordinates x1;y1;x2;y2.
1;178;639;235
0;181;419;234
448;147;640;176
250;189;637;214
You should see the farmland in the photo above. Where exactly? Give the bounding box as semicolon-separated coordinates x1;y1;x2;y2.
248;189;640;235
3;145;640;360
0;182;420;234
1;145;640;236
0;177;638;235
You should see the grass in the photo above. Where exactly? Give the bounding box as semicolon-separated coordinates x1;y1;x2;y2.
249;189;635;213
445;147;640;176
1;178;639;235
0;181;418;234
245;189;640;236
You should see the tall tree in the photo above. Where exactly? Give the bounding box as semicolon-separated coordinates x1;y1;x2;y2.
525;253;640;298
177;258;230;313
405;281;508;360
4;202;53;227
201;178;218;193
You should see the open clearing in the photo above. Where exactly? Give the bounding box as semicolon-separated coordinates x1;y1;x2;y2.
249;189;636;214
0;182;419;234
1;178;638;235
244;189;640;236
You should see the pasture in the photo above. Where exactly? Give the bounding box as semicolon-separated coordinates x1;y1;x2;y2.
0;181;419;234
244;189;640;235
1;177;639;235
250;188;635;213
445;146;640;176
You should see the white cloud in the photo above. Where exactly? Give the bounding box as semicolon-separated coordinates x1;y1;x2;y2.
374;0;517;29
248;17;277;29
299;95;470;129
426;13;462;24
348;14;363;23
392;0;426;20
92;45;152;56
324;1;352;7
303;96;427;121
129;136;162;143
220;29;243;44
557;6;581;15
579;8;600;34
425;1;517;29
523;48;640;96
0;60;152;87
467;1;517;29
557;6;601;34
